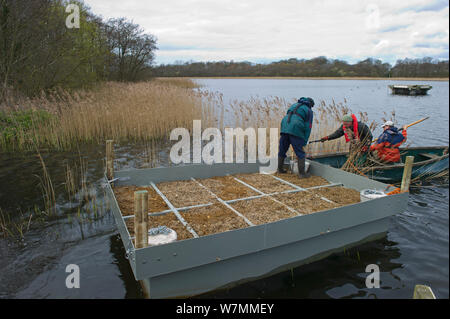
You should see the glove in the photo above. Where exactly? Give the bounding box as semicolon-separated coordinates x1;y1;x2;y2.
320;136;329;142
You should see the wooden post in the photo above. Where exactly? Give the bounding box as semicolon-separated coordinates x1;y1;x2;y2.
401;156;414;192
106;140;114;181
134;190;148;249
413;285;436;299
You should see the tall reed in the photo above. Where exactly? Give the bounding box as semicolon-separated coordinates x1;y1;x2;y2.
0;208;33;240
0;79;208;151
199;92;374;157
35;152;56;216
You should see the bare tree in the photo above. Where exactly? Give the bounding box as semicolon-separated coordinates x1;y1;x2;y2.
105;17;157;82
0;1;159;101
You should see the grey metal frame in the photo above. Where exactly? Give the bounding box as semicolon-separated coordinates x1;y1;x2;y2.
150;182;199;238
191;177;255;226
106;160;408;298
232;176;302;215
270;174;336;204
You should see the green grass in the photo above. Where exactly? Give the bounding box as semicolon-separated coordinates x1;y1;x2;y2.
0;109;54;150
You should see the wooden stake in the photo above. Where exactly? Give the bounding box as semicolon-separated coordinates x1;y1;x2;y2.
401;156;414;192
134;190;148;249
106;140;114;181
413;285;436;299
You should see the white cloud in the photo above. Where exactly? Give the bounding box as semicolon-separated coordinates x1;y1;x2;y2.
86;0;449;64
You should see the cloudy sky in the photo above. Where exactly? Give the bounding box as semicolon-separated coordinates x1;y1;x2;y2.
86;0;449;65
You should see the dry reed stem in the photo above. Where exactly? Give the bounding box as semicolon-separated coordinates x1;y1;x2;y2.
1;79;210;151
200;92;378;157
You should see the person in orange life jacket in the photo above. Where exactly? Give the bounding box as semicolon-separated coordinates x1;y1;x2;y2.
320;114;373;153
370;121;407;163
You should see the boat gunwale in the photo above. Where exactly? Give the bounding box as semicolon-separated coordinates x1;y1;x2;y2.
309;146;449;171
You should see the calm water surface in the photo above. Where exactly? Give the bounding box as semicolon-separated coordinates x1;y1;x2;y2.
0;79;448;299
194;78;449;146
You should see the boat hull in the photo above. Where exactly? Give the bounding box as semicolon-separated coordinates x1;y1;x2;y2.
309;146;449;182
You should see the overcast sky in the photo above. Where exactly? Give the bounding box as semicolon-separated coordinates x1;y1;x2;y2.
86;0;449;65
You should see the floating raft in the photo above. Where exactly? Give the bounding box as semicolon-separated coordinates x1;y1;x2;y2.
104;161;408;298
388;84;432;95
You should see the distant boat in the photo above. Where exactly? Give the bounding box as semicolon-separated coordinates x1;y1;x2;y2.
388;84;432;95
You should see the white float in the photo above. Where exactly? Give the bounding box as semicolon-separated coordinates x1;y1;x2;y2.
148;226;177;246
360;189;387;202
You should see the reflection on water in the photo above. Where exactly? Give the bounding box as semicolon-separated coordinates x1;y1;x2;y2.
109;234;145;299
198;237;403;299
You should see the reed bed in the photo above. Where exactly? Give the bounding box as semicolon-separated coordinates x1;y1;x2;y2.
0;79;209;151
0;207;34;240
36;152;57;216
198;91;377;157
1;76;373;157
154;77;202;89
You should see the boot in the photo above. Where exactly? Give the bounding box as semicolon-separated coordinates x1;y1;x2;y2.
277;157;287;173
297;157;310;179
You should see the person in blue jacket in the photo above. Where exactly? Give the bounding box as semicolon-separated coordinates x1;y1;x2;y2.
278;97;314;178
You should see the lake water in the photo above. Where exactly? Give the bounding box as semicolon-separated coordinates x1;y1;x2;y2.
194;78;449;147
0;79;448;299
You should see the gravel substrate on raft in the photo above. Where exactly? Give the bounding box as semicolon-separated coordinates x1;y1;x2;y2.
113;173;363;240
273;173;330;188
310;187;361;205
273;191;340;215
230;197;298;225
234;173;295;193
113;186;169;216
156;180;216;207
196;175;259;200
180;204;249;236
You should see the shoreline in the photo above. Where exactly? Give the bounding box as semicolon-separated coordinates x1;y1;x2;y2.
156;76;449;82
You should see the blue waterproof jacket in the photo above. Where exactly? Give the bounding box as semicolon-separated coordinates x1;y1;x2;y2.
374;126;405;145
280;98;314;142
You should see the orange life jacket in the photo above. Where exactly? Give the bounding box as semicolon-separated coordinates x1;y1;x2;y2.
370;129;407;163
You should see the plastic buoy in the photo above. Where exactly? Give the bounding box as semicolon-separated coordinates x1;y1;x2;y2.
360;189;387;202
147;226;177;246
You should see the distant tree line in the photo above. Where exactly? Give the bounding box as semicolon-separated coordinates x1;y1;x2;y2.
390;57;449;78
0;0;157;100
153;56;449;78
